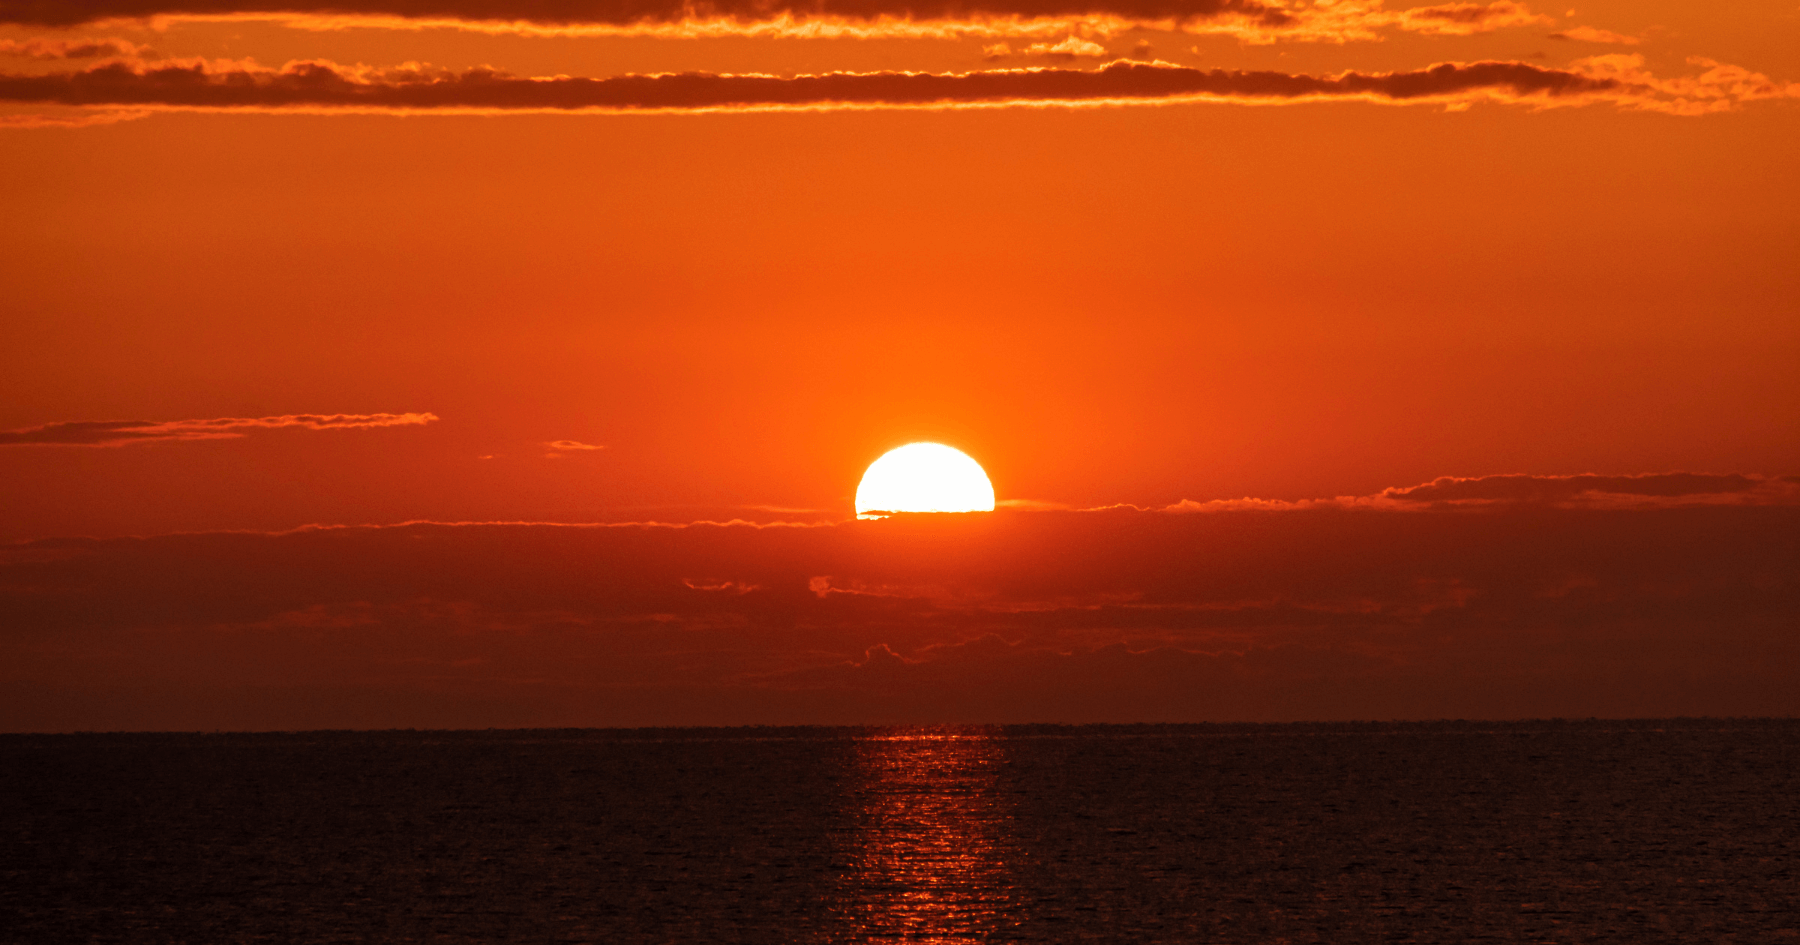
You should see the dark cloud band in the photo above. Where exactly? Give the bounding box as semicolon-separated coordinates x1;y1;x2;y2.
0;0;1287;28
0;38;149;58
3;490;1795;728
0;58;1619;112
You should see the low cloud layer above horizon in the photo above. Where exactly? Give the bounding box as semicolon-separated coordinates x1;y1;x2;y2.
4;470;1795;731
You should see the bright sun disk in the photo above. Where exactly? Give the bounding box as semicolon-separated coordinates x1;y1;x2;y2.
855;443;996;518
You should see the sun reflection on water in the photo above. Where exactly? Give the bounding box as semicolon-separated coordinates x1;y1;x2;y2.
836;726;1023;943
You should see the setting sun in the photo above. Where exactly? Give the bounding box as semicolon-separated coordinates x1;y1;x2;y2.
855;443;996;518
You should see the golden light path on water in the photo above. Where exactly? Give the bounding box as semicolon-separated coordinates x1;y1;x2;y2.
837;728;1021;942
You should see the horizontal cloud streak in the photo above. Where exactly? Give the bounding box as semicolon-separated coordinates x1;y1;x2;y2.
0;107;149;126
1378;472;1789;505
1164;472;1800;513
0;57;1631;115
0;37;150;59
0;0;1280;35
1549;25;1639;45
0;0;1549;41
1022;34;1108;57
0;412;439;446
1389;1;1545;35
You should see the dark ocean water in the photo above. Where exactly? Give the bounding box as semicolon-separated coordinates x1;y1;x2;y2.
3;720;1797;943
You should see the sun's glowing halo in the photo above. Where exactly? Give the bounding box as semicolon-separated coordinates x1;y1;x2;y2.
855;443;996;519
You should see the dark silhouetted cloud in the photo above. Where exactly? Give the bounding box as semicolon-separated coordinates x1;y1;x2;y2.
0;412;438;447
0;0;1279;30
0;57;1628;114
8;53;1786;119
0;0;1567;42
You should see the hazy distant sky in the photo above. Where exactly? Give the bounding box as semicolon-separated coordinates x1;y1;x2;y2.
2;0;1796;729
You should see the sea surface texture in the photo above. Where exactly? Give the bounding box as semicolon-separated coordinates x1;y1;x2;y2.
3;720;1796;943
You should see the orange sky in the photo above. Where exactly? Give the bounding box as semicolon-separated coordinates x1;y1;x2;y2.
1;0;1796;728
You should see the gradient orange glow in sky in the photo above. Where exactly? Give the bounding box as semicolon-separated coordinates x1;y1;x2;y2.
1;0;1796;729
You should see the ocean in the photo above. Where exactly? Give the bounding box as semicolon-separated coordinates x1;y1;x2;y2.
4;720;1796;942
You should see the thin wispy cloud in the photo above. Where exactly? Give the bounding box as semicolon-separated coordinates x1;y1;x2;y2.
1549;25;1640;45
1376;471;1790;505
544;439;605;458
0;412;439;447
1022;35;1109;58
1393;1;1546;35
1160;472;1800;513
0;37;150;59
1578;54;1800;113
0;107;148;126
